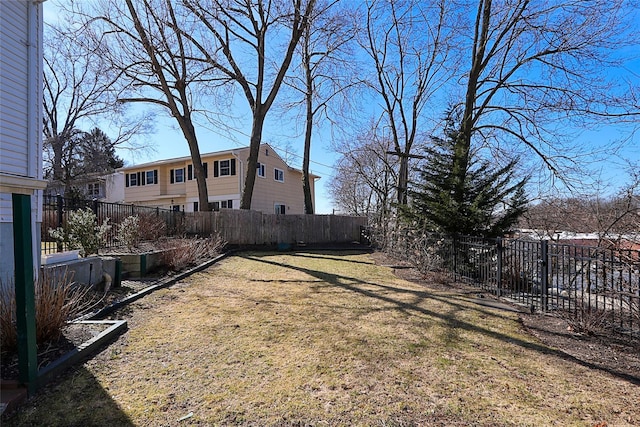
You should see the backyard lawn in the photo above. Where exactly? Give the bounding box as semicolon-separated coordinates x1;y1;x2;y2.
6;251;639;426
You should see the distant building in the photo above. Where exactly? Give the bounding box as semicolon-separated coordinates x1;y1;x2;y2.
0;0;47;280
118;144;319;214
45;171;125;203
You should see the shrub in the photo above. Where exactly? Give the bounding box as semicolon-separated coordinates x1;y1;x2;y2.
562;304;612;336
116;215;141;250
158;235;226;272
136;212;167;241
49;208;111;256
0;270;93;355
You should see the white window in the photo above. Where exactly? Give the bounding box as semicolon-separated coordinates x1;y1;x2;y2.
129;173;138;186
87;183;100;196
145;170;157;185
171;168;185;183
212;200;233;210
275;204;286;214
257;162;265;177
274;168;284;182
220;160;231;176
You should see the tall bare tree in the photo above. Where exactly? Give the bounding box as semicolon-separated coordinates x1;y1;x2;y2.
42;22;144;191
454;0;640;203
181;0;317;209
285;1;357;214
359;0;457;206
72;0;217;210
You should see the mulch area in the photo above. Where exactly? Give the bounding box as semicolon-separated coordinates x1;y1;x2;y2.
1;278;158;382
370;251;640;384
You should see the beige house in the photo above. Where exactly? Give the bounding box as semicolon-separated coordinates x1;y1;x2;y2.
119;144;319;214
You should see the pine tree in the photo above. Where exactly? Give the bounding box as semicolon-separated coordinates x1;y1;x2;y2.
404;110;528;238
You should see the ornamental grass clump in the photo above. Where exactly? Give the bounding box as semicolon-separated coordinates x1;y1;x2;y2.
0;270;93;355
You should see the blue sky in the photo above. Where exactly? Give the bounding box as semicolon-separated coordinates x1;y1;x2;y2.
43;1;640;213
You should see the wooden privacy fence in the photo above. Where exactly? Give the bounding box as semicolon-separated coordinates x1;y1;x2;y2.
182;210;367;246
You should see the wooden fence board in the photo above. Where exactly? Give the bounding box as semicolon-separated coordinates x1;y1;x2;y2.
182;210;366;246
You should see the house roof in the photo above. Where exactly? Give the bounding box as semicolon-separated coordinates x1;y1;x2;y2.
118;143;320;179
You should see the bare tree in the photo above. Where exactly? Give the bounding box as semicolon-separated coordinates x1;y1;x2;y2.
454;0;640;201
42;22;145;191
331;124;398;223
521;165;640;245
180;0;317;209
284;1;357;214
358;0;457;206
72;0;218;210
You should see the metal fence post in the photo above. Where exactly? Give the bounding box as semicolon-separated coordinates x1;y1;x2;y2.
12;193;38;394
56;194;64;252
540;239;549;312
496;238;503;296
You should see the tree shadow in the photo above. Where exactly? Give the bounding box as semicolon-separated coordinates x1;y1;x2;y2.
242;253;640;386
3;366;135;426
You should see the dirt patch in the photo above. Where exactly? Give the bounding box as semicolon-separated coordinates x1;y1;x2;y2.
371;251;640;383
1;322;111;380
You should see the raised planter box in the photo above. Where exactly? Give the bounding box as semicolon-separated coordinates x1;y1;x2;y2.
41;256;117;288
41;250;80;265
109;249;168;278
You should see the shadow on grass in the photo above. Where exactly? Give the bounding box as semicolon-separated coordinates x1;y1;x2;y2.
3;366;134;426
242;252;640;386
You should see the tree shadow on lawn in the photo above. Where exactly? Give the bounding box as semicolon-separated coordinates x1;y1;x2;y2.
242;253;640;386
3;366;135;426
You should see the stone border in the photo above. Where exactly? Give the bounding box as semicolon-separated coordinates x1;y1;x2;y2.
37;320;128;387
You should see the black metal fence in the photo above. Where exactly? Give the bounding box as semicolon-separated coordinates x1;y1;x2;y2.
373;226;640;337
41;195;183;254
41;195;368;254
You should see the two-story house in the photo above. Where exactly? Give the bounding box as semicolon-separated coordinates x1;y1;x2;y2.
119;144;318;214
0;0;47;280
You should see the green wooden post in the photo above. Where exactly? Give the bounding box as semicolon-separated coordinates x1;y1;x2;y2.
12;193;38;394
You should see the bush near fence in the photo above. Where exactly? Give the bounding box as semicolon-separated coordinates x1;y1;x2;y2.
370;225;640;337
41;195;367;254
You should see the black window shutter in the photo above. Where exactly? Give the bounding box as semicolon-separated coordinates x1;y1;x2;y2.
170;169;175;184
137;172;141;186
214;161;219;177
274;169;278;180
125;174;130;187
228;200;233;208
141;171;146;185
188;164;193;180
154;170;158;184
203;162;208;178
281;205;286;214
231;158;236;175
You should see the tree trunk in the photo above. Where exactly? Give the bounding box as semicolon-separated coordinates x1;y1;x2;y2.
302;34;314;214
454;0;491;206
240;112;265;210
397;154;409;206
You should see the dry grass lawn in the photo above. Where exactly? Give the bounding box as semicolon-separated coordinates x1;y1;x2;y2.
6;250;639;426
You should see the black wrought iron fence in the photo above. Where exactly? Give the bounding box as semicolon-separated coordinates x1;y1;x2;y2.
41;195;182;254
371;226;640;336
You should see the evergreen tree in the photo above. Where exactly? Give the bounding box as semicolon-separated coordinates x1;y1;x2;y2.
404;110;528;238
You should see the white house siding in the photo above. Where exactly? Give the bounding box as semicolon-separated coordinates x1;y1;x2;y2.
0;0;46;280
1;1;30;177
